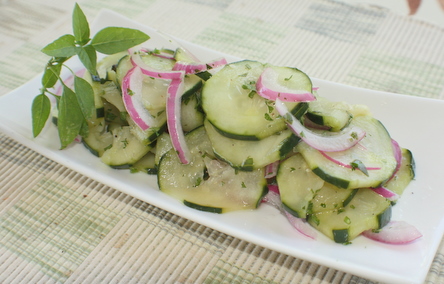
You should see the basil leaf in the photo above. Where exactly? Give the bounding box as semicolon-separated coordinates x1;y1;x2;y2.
41;57;68;88
31;94;51;137
72;3;90;45
74;75;95;120
41;34;77;57
91;27;150;54
58;85;85;149
76;45;97;76
79;120;90;138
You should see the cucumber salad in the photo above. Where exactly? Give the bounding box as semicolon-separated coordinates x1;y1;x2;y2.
32;5;421;245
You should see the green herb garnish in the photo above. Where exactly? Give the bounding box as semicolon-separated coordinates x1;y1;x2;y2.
32;3;149;149
350;159;369;176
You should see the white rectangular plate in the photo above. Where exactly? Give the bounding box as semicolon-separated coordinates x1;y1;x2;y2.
0;9;443;284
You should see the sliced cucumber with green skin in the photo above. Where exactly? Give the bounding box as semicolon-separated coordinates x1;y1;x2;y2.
306;98;353;132
182;74;203;100
154;132;172;167
277;153;325;218
127;114;167;144
205;120;299;171
103;101;128;126
157;126;268;213
309;184;358;213
101;81;126;113
181;92;204;132
100;126;152;169
308;188;392;243
384;148;415;197
82;119;113;157
174;47;195;62
97;52;127;82
202;60;310;140
131;151;157;174
297;116;397;190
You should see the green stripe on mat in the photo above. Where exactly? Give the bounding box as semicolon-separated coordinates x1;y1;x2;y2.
295;1;387;44
193;12;289;61
0;177;123;282
345;50;444;99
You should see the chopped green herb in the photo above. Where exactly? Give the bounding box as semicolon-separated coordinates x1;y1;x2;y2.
195;177;203;187
283;113;293;124
350;159;369;176
344;216;351;224
122;138;129;149
311;215;320;226
264;113;273;121
350;131;358;140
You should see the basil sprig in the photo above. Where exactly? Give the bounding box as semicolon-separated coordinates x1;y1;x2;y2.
32;3;150;148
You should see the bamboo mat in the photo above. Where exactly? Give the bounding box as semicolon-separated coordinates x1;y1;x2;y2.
1;0;444;283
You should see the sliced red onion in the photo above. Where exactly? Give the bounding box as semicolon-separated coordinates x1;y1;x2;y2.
262;186;316;239
264;161;279;179
284;211;317;239
256;67;316;102
173;57;228;74
389;139;403;180
275;99;366;152
122;67;155;131
267;183;280;194
74;135;83;143
370;186;400;201
261;190;282;211
319;151;381;170
362;221;422;244
166;72;192;164
130;52;183;80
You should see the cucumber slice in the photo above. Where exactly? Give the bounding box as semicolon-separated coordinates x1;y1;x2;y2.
181;92;204;132
157;126;268;213
297;116;397;189
306;98;353;131
277;154;325;218
82;118;113;157
309;185;358;213
131;151;157;174
308;188;392;243
384;148;415;196
205;120;299;171
127;113;166;144
100;126;152;169
154;132;173;167
101;81;126;113
202;60;310;140
97;52;127;82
